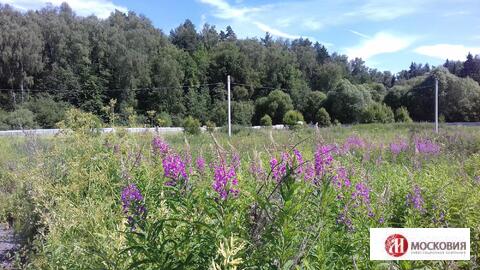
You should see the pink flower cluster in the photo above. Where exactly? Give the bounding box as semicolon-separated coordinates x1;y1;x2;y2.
314;145;335;178
269;152;290;182
152;137;170;156
414;138;440;155
390;138;409;155
213;161;239;200
162;153;188;186
342;136;366;153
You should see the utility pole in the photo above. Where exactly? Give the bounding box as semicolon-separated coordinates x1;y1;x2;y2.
435;77;439;133
227;75;231;137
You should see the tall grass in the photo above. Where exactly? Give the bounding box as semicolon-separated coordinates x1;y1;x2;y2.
0;122;479;269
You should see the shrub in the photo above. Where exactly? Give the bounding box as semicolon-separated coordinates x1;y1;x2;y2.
232;101;254;125
0;109;9;130
183;116;201;135
260;115;272;126
303;91;327;123
395;107;413;123
316;108;331;127
23;94;70;128
283;110;304;128
324;79;373;123
360;103;394;123
57;108;102;134
156;112;172;127
254;90;294;124
206;120;216;133
4;108;37;129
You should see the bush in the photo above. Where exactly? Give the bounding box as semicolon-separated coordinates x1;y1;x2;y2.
206;120;216;133
283;110;304;128
183;116;201;135
58;108;102;134
324;79;373;123
303;91;327;123
4;108;37;130
23;94;70;128
254;90;294;124
232;101;254;125
395;107;413;123
156;112;172;127
360;103;394;123
316;108;331;127
260;115;272;126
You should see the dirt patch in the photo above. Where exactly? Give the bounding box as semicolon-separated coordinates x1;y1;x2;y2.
0;224;18;269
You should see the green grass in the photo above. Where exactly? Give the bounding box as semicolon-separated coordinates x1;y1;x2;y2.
1;123;479;269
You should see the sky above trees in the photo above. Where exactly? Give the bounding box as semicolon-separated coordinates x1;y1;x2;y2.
2;0;480;72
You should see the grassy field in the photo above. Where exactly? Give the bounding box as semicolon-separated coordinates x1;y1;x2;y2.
1;122;480;269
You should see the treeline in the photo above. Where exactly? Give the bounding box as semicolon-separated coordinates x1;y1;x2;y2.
1;3;480;130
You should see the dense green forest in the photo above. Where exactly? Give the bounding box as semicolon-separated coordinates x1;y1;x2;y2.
1;3;480;129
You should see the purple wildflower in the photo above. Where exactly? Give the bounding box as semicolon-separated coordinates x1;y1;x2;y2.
314;145;334;178
303;161;315;182
407;185;425;213
390;138;409;156
249;160;266;179
332;167;351;189
232;152;241;169
337;210;354;232
343;136;366;153
162;154;188;186
152;137;170;156
121;184;146;229
196;156;206;174
212;161;239;200
352;182;370;205
414;138;440;155
293;149;304;174
269;153;289;182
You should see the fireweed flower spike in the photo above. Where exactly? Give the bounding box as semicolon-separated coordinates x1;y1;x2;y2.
343;135;366;153
314;145;335;179
407;185;425;213
196;156;206;174
213;161;239;200
293;149;304;173
414;138;440;155
390;138;409;156
152;137;170;156
162;153;188;186
121;184;146;229
269;154;288;182
332;167;351;190
249;160;266;179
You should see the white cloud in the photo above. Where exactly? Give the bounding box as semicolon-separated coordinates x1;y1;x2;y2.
414;44;480;60
198;0;305;40
349;30;370;39
343;0;430;21
345;32;415;60
3;0;127;18
301;18;323;30
253;22;300;39
197;0;262;20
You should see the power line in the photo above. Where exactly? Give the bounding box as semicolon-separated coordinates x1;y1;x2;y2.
0;82;223;93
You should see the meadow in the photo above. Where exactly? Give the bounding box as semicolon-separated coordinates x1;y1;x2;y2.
1;120;480;269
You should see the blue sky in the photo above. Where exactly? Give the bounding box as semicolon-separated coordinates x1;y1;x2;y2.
4;0;480;72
